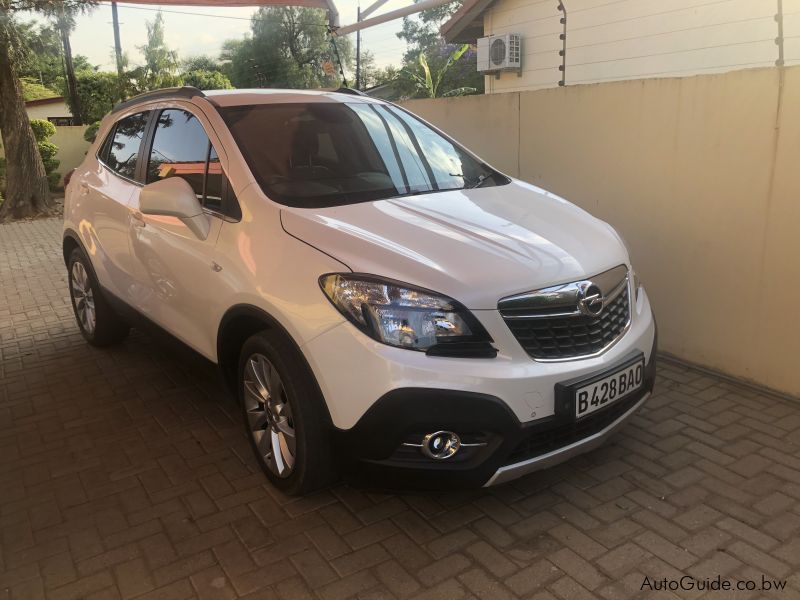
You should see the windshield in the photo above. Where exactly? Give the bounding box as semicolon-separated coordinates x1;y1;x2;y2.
220;102;509;208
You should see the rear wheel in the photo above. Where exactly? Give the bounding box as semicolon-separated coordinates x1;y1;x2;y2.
67;248;129;346
239;330;336;494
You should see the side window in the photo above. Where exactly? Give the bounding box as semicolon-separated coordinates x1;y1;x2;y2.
104;111;150;180
148;108;238;218
147;109;208;196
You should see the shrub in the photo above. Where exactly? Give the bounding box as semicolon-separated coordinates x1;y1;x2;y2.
29;118;61;192
30;118;56;141
84;121;101;143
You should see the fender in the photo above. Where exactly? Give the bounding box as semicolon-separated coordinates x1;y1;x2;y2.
216;303;335;428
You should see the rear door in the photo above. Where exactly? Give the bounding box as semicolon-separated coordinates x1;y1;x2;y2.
128;106;239;359
86;110;151;300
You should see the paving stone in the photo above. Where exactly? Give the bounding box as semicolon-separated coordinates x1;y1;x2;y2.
1;218;799;599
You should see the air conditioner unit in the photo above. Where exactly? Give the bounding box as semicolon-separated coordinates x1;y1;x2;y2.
477;33;522;73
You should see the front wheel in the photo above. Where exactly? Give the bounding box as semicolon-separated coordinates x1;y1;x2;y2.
239;330;336;495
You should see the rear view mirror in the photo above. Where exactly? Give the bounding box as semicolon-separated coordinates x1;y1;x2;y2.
140;177;210;240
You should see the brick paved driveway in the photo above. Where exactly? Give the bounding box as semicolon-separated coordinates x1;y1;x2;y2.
1;218;799;600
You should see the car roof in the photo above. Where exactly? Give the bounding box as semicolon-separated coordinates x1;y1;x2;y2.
205;88;381;107
110;86;381;115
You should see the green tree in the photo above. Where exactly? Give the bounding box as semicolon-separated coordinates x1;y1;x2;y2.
49;3;95;126
22;77;58;100
223;7;352;89
67;70;118;123
0;0;95;221
182;70;233;90
404;44;476;98
182;55;223;73
15;20;63;91
127;11;181;93
394;0;483;99
397;1;461;60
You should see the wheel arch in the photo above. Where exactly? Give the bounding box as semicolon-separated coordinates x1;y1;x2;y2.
216;304;334;426
62;229;83;266
63;229;102;286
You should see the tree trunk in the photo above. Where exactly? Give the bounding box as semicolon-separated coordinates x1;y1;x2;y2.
0;25;53;222
59;16;83;126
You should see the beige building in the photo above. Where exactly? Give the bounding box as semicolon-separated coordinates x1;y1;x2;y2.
24;96;75;126
443;0;800;93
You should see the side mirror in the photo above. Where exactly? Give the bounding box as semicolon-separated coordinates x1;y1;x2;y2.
140;177;210;240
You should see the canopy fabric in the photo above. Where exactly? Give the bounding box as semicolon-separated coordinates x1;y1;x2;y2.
105;0;330;7
101;0;339;26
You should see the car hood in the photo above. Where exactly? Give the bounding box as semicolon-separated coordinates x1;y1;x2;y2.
280;180;629;309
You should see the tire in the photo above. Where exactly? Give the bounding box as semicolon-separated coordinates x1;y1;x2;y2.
238;330;336;495
67;248;130;347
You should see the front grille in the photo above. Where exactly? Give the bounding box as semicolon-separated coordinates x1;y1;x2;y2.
505;393;640;465
498;266;630;360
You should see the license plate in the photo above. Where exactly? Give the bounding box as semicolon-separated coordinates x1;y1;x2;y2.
575;358;645;418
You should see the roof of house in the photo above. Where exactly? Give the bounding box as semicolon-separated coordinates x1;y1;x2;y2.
440;0;496;43
25;96;66;107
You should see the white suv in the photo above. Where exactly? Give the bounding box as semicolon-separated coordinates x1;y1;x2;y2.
63;87;657;494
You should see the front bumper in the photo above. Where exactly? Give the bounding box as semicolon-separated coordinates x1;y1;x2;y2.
333;330;657;489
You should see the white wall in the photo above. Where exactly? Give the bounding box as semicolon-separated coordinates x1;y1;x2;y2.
402;66;800;398
0;125;89;186
484;0;800;93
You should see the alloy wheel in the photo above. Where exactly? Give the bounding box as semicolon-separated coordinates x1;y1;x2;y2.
71;261;96;336
243;353;297;477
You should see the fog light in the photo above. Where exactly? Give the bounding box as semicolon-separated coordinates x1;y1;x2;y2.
421;431;461;460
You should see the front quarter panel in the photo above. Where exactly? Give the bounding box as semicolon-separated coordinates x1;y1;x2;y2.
212;184;351;356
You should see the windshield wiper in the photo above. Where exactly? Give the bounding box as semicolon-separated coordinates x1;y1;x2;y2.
467;174;491;189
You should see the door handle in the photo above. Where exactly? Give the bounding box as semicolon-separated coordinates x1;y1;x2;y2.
79;182;89;196
131;211;146;227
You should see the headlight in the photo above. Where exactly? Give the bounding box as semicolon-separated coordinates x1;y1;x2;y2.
319;274;494;355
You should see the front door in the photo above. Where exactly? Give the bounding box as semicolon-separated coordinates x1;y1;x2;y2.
128;107;230;359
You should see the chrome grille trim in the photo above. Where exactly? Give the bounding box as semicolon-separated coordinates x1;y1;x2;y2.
501;277;629;320
498;265;632;361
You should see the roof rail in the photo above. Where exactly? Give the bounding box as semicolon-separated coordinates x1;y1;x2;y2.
111;86;205;114
333;87;368;96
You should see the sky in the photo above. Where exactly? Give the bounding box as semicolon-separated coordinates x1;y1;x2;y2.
21;0;415;73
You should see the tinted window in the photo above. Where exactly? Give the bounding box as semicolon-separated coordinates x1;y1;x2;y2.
147;109;209;197
220;102;508;209
105;111;150;180
147;109;235;216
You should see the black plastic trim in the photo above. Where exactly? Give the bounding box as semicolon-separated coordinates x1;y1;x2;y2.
334;87;368;96
111;86;205;114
